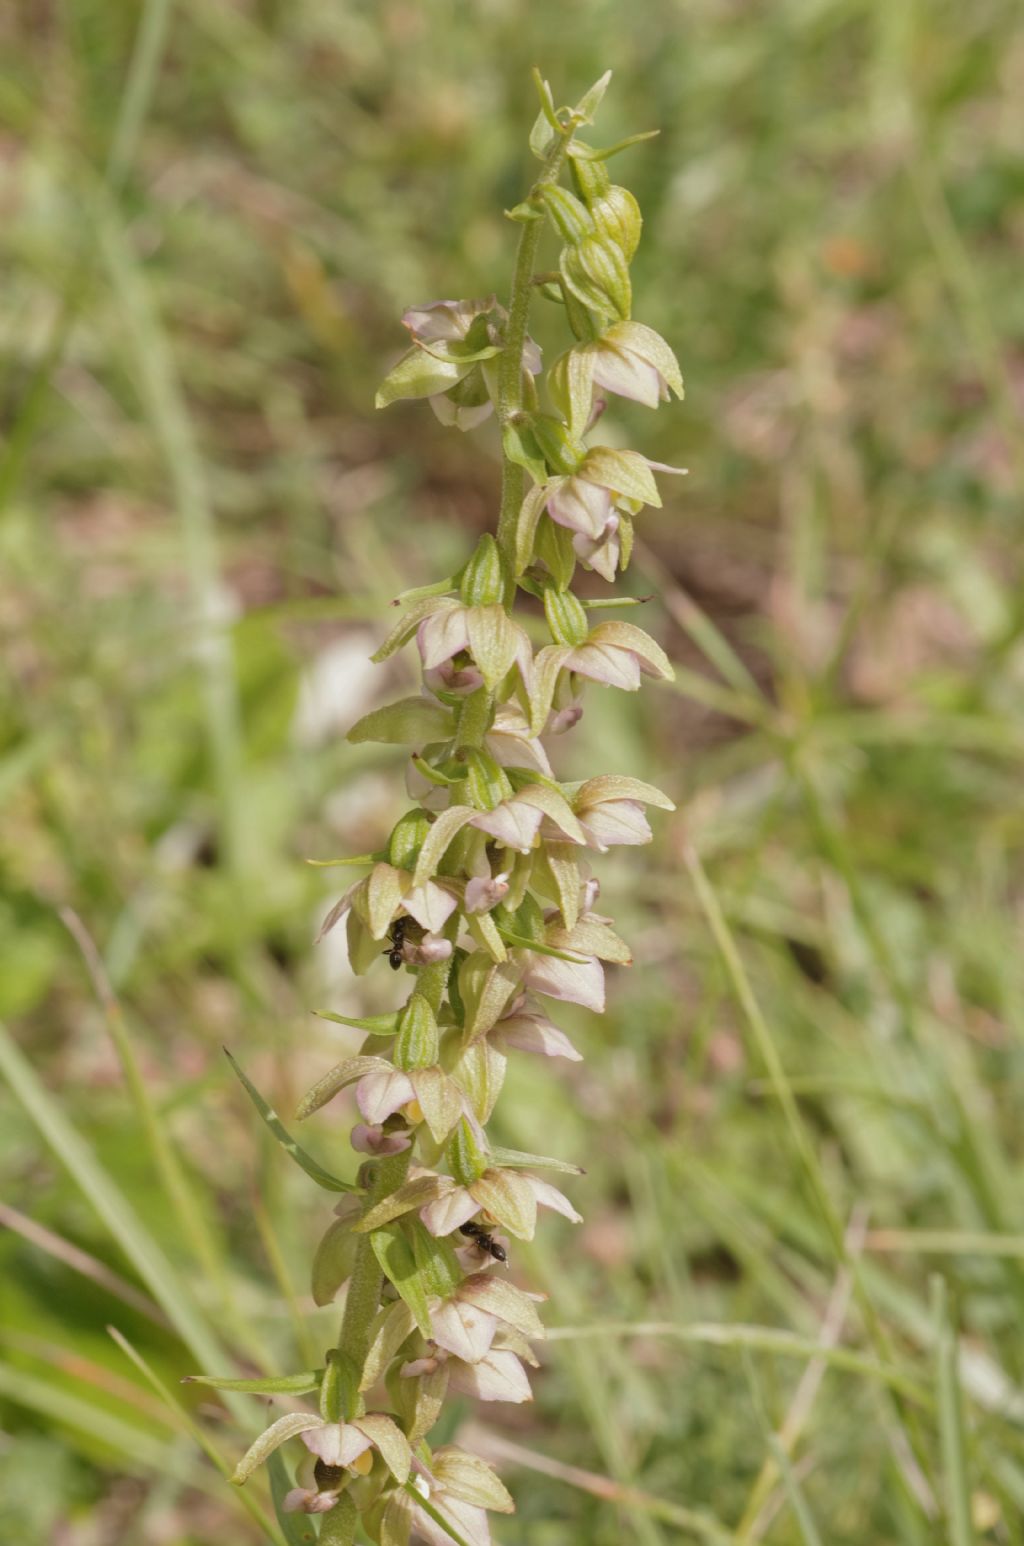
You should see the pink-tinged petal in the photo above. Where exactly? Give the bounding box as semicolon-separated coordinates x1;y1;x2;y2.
572;515;621;582
402;298;492;342
526;1174;583;1223
546;475;613;539
581;876;601;912
430;394;494;430
423;660;485;697
412;1497;493;1546
420;1187;480;1237
417;607;469;670
401;1355;442;1378
566;642;642;690
521;336;543;376
465;873;510;914
522;950;605;1012
591;345;663;408
496;1009;582;1060
406;933;454;965
485;727;553;776
470;801;544;853
578;800;652;852
283;1487;339;1515
403;880;459;933
356;1069;416;1125
546;701;584;734
429;1300;498;1363
302;1423;372;1467
447;1349;533;1404
352;1123;412;1156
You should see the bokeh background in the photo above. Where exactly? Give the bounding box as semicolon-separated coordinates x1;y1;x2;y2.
2;2;1024;1542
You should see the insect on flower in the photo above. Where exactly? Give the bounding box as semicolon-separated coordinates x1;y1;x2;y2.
383;914;411;970
459;1219;509;1264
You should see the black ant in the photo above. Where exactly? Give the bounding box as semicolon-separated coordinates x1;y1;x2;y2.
383;916;409;971
459;1220;508;1264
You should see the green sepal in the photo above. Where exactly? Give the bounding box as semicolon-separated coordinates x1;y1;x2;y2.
393;994;440;1072
370;1225;432;1337
447;1116;488;1187
406;1214;463;1300
375;347;467;409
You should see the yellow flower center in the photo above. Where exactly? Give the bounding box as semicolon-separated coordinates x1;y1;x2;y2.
349;1448;374;1476
403;1098;424;1124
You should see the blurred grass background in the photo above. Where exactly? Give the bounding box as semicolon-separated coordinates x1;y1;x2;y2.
2;1;1024;1542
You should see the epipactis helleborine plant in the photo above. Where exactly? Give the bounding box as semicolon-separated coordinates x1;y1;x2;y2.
200;69;682;1546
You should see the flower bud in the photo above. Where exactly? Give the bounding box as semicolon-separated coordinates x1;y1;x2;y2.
388;809;431;870
459;534;507;607
448;1117;489;1186
560;233;632;321
569;150;611;207
543;586;590;647
537;183;594;243
393;994;440;1072
590;185;642;262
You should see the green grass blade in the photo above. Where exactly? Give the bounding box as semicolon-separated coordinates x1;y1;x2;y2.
932;1278;976;1546
0;1020;236;1408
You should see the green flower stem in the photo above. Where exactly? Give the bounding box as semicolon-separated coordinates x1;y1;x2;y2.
336;1148;412;1382
496;135;572;581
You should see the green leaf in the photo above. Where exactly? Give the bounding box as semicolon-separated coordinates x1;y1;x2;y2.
347;697;455;746
497;928;588;962
489;1144;584;1176
312;1010;399;1035
183;1371;323;1394
370;1225;432;1337
224;1049;358;1192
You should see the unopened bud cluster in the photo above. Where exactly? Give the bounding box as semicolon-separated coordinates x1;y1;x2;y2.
219;71;682;1546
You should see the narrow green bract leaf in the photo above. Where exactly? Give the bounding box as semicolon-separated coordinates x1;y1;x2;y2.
370;1225;432;1337
348;697;455;746
225;1051;358;1192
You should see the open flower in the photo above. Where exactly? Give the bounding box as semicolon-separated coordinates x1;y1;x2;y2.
491;994;583;1060
571;774;676;852
427;1270;546;1364
375;297;541;431
529;623;674;723
577;320;684;409
542;446;686;541
514;910;633;1013
317;861;457;946
418;1166;582;1240
377;1449;515;1546
231;1408;410;1494
417;598;533;694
